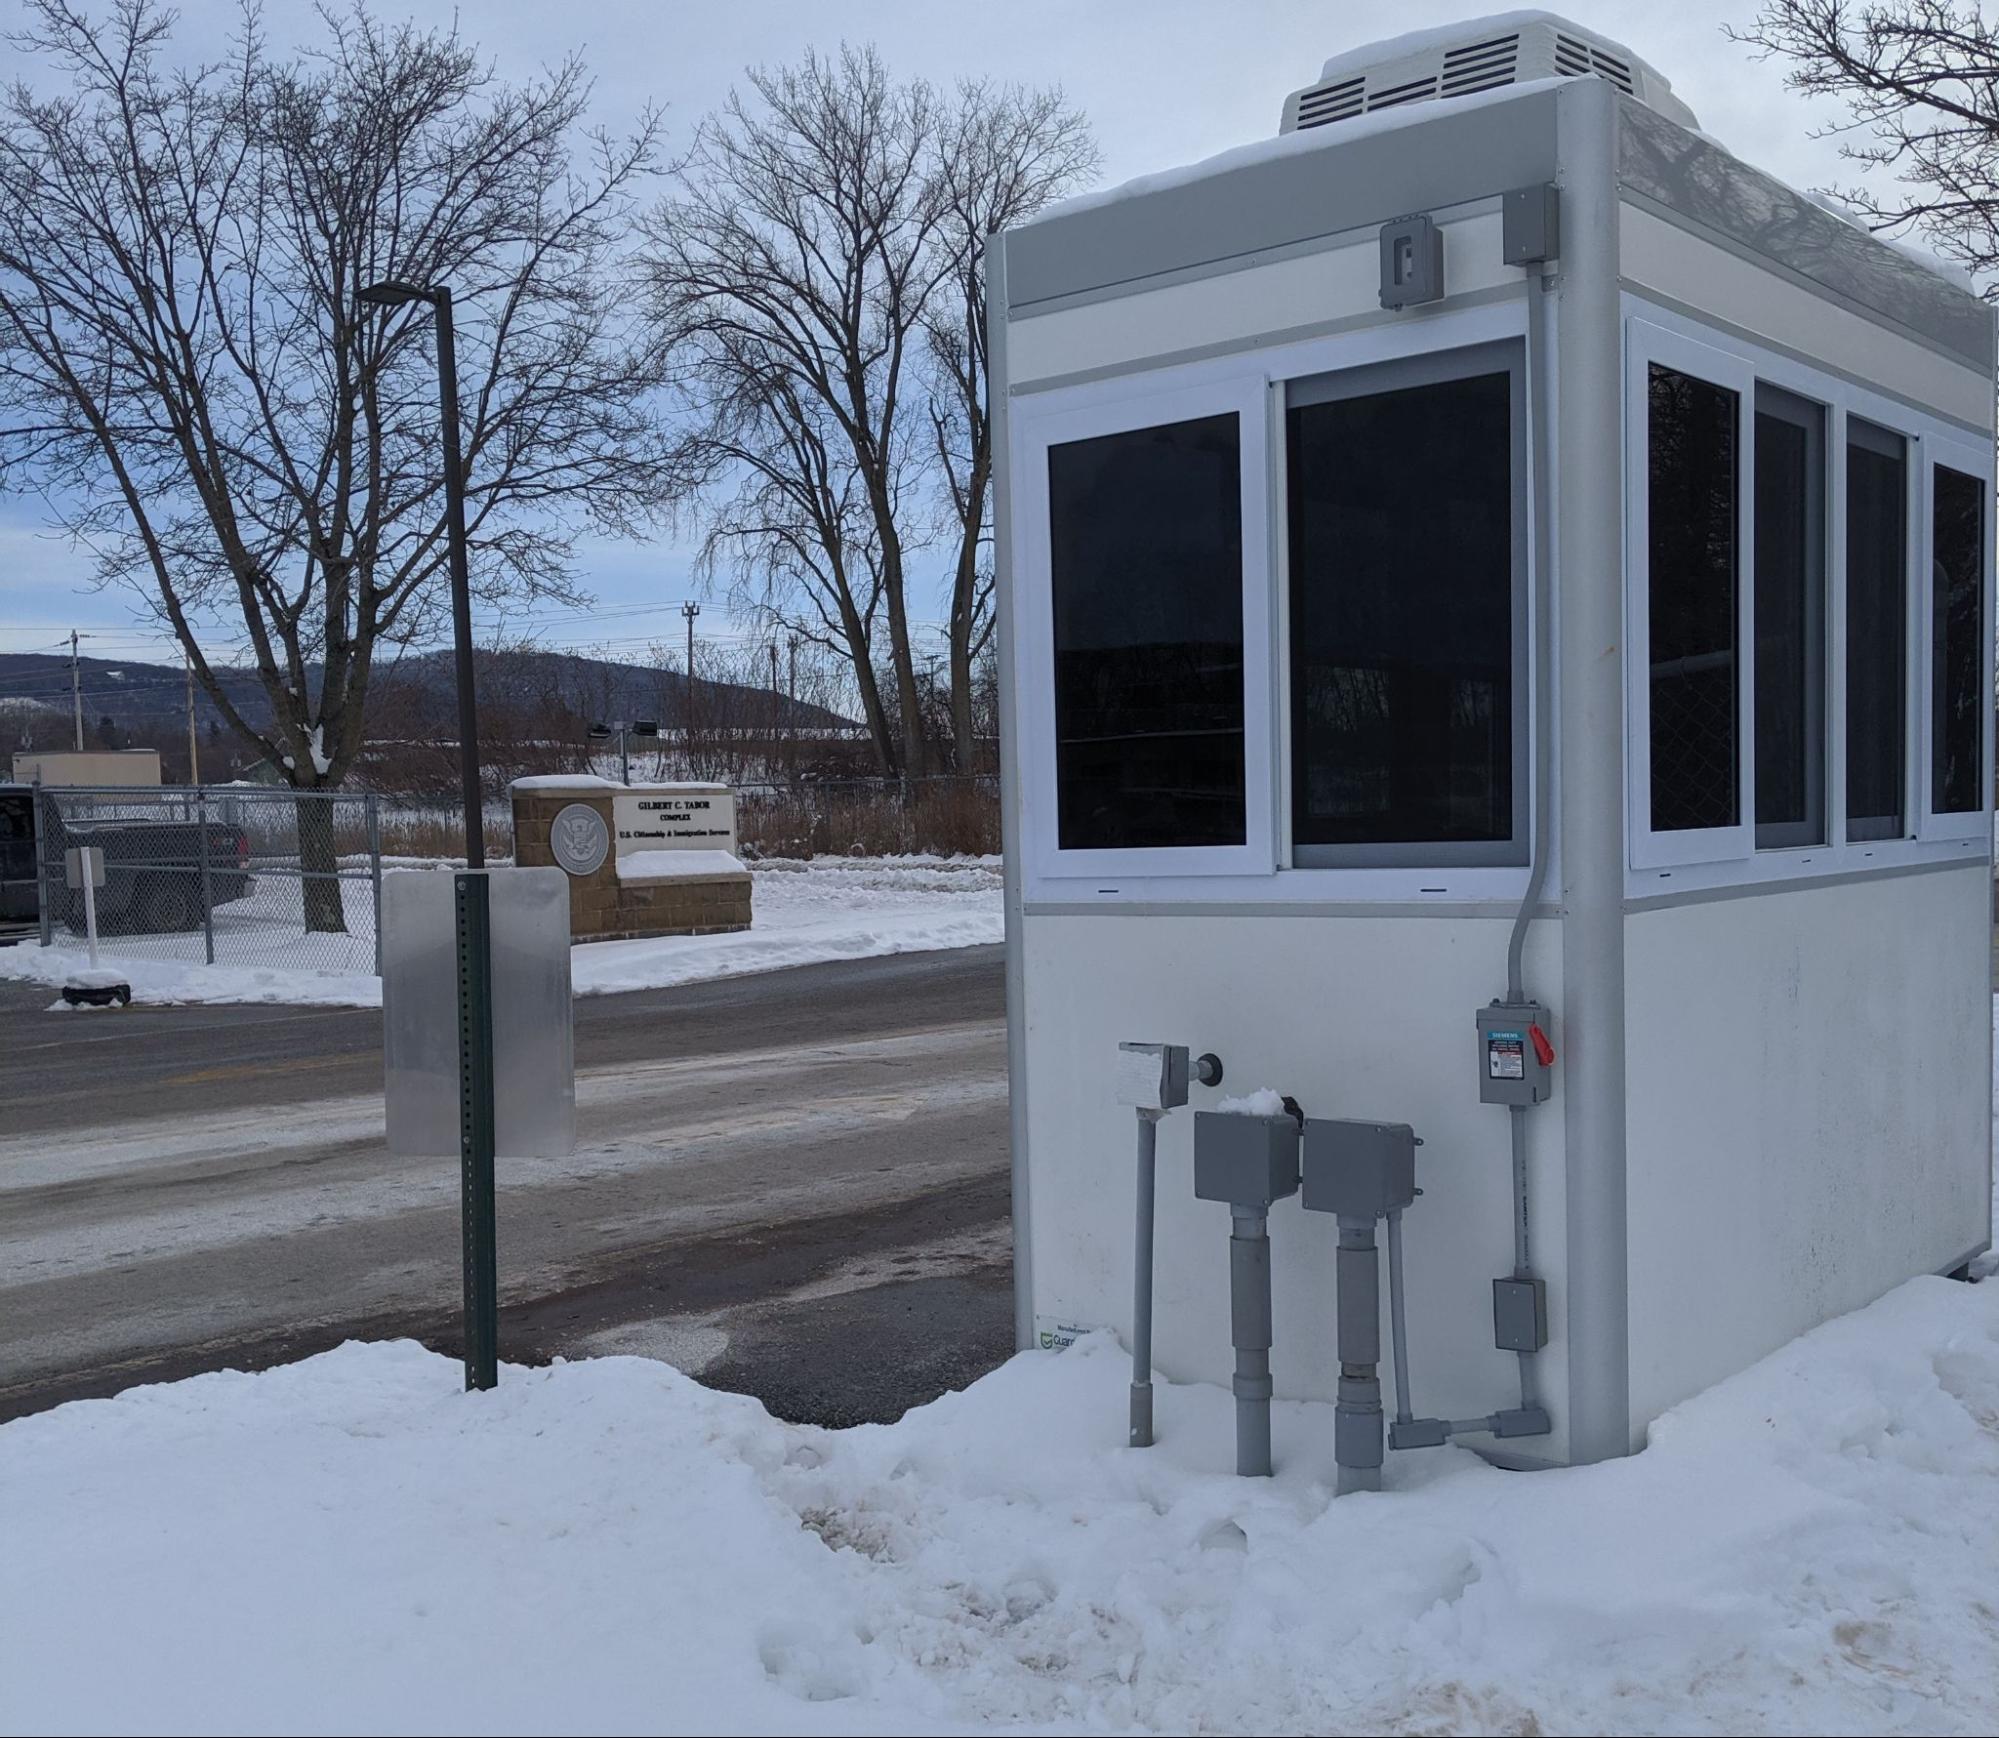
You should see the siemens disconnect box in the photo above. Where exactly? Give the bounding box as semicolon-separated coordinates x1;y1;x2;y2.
992;11;1994;1469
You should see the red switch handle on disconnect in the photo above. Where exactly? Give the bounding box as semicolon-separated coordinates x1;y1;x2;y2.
1529;1024;1556;1068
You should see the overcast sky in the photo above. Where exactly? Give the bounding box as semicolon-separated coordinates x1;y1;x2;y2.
0;0;1864;667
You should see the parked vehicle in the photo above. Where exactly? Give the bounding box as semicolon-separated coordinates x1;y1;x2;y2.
0;785;255;935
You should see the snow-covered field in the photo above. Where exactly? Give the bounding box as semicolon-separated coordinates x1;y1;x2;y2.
0;855;1003;1008
3;1274;1995;1737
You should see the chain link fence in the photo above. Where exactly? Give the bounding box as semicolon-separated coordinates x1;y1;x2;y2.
33;786;388;976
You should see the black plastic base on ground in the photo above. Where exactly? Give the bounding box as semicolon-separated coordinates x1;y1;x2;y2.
60;981;131;1008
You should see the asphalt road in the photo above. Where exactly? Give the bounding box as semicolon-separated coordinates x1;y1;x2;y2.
0;946;1012;1424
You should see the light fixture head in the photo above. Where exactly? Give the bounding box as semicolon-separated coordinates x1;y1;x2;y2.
586;723;613;741
357;279;432;309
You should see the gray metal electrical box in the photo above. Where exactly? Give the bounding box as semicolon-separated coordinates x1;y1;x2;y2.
1476;1001;1553;1106
1116;1041;1189;1111
1493;1275;1549;1352
1193;1112;1300;1208
1378;213;1443;308
1299;1119;1419;1219
1502;183;1560;265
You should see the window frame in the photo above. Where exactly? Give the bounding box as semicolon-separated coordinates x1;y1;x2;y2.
1012;371;1275;883
1622;299;1994;895
1751;382;1829;852
1283;340;1530;869
1918;430;1994;844
1625;320;1758;870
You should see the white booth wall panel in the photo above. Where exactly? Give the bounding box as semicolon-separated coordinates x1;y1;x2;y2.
1021;909;1569;1465
1619;205;1992;429
1623;866;1991;1436
1007;212;1511;390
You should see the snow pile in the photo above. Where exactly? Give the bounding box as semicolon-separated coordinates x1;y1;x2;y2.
617;847;747;880
570;856;1001;999
4;1272;1996;1736
1214;1087;1288;1117
0;856;1003;1009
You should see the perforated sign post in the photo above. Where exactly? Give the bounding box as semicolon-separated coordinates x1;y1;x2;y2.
383;866;573;1393
455;871;499;1390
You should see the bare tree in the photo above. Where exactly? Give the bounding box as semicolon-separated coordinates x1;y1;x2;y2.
925;81;1096;769
645;46;967;779
0;0;676;926
1732;1;1999;289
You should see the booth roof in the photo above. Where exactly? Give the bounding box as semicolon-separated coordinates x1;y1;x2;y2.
1018;77;1563;233
1016;58;1972;298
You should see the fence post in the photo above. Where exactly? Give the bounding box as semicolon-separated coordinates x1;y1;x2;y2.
196;784;216;966
34;789;52;948
367;794;383;976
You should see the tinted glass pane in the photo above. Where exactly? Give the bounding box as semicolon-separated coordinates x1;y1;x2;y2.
1753;391;1825;847
1846;420;1907;840
1048;414;1245;850
1932;465;1985;814
1648;364;1739;833
1288;369;1513;848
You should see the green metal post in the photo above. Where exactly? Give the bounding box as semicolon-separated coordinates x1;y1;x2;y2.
455;870;499;1390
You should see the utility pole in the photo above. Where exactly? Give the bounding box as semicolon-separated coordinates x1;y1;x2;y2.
68;629;88;750
787;636;799;777
184;647;200;785
768;642;780;770
681;601;700;770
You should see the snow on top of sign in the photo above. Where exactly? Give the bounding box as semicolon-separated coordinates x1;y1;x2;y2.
616;848;747;881
1018;78;1564;230
509;774;622;791
510;777;734;794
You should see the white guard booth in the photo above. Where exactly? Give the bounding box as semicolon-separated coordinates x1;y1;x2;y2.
992;12;1995;1469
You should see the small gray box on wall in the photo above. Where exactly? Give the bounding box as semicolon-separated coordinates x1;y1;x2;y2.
1493;1275;1549;1352
1379;213;1444;308
1502;183;1561;265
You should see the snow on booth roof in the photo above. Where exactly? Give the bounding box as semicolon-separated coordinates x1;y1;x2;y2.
1019;10;1971;294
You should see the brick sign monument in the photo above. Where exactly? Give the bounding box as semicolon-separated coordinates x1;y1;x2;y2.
510;777;752;941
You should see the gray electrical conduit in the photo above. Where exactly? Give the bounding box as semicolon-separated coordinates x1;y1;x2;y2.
1130;1107;1162;1448
1389;268;1558;1453
1503;266;1557;1416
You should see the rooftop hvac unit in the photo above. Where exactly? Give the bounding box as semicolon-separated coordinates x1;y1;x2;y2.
1279;11;1698;135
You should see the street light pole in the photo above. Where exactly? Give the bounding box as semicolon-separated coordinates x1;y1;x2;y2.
358;279;483;869
431;290;484;870
359;276;494;1394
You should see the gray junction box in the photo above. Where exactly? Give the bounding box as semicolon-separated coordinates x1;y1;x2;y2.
994;11;1996;1471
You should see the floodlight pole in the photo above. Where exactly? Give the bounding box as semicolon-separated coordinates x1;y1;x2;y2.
429;290;484;871
360;276;495;1393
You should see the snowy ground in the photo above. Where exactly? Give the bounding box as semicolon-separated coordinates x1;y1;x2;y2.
3;1273;1995;1737
0;855;1002;1008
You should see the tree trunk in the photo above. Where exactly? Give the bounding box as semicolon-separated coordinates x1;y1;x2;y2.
949;630;975;773
296;793;347;935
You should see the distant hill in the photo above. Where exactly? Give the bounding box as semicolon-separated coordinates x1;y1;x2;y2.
0;645;852;760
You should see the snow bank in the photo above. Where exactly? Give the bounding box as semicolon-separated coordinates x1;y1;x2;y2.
0;858;1003;1009
617;847;747;880
4;1273;1996;1736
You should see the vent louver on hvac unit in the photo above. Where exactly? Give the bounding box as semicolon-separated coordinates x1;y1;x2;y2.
1279;13;1698;136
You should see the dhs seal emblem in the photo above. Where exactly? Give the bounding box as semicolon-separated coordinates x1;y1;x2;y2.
549;803;610;877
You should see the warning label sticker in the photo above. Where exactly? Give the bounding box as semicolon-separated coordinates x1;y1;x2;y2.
1488;1033;1526;1080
